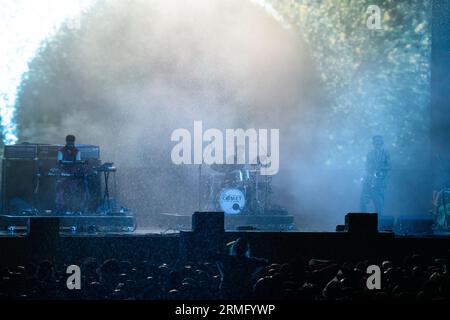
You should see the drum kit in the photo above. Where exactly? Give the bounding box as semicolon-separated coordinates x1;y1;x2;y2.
201;161;273;215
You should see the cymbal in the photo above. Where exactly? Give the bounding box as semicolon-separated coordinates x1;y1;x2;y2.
210;163;244;173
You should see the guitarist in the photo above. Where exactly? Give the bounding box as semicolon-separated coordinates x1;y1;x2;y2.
360;135;391;215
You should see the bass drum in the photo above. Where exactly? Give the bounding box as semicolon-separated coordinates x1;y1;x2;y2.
218;188;245;214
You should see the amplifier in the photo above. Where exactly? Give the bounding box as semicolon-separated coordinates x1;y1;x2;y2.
77;145;100;160
4;143;37;159
37;144;100;160
37;144;59;159
1;159;37;213
4;143;100;160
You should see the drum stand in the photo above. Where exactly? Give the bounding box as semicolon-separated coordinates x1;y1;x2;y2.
81;173;91;213
100;169;116;214
198;164;202;211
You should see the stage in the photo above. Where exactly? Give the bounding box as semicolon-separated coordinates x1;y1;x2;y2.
1;226;449;269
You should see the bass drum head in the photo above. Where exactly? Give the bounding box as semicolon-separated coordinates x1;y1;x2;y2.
219;188;245;214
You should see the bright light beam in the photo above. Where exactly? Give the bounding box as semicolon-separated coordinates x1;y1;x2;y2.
0;0;285;145
0;0;96;145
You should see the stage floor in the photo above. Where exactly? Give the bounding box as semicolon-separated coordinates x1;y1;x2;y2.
1;227;450;238
1;227;450;267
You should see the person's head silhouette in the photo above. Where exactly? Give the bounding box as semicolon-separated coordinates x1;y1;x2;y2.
230;238;250;258
372;135;383;149
66;134;76;147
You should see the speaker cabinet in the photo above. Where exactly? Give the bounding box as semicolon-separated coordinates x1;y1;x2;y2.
27;217;59;261
179;212;225;263
28;217;59;240
1;157;103;214
345;213;378;234
2;159;38;213
192;211;224;234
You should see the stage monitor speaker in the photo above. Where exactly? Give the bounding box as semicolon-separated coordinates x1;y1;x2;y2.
185;212;224;263
28;217;59;241
345;213;378;234
192;211;224;235
27;217;59;261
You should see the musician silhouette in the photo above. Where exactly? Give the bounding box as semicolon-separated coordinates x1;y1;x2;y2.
55;135;82;212
360;135;391;215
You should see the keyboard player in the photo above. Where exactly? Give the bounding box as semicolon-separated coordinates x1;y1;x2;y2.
55;134;82;212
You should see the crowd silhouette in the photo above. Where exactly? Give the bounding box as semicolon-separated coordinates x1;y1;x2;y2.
0;238;449;300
